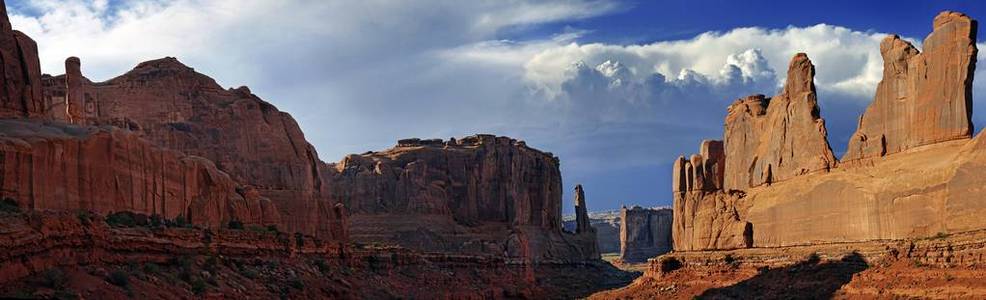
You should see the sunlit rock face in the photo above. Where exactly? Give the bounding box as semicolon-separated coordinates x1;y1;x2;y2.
672;11;984;251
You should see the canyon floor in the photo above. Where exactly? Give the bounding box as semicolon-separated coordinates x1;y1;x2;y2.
592;229;986;299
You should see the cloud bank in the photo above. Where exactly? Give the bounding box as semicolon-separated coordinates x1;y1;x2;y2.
8;0;986;210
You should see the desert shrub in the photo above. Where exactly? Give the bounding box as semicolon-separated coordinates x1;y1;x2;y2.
107;270;129;288
40;268;68;290
227;219;244;230
204;256;219;273
106;212;138;228
0;197;20;214
191;278;208;295
294;233;305;248
313;258;329;274
287;278;304;290
149;214;164;228
75;210;93;225
142;263;160;275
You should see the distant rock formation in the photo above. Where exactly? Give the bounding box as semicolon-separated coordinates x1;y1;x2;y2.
575;184;592;234
672;11;982;251
723;53;836;190
324;135;599;263
619;206;672;263
40;57;345;240
0;1;42;118
844;12;978;161
563;210;621;253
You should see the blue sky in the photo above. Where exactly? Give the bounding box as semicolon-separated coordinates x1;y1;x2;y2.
7;0;986;214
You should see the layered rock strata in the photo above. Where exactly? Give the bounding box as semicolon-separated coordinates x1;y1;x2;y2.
619;206;673;263
844;11;978;161
0;119;281;228
41;57;345;240
672;11;981;251
324;135;599;263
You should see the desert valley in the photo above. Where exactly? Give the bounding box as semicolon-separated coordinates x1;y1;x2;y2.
0;0;984;299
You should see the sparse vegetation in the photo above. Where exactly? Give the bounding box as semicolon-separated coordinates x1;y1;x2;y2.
40;268;68;290
0;197;20;214
107;270;130;289
227;219;244;230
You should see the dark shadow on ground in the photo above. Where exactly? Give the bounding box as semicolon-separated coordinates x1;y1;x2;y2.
539;260;642;299
699;252;868;299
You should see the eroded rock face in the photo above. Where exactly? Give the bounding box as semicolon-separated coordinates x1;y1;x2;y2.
0;119;280;228
844;11;978;161
619;207;673;263
0;0;43;118
324;135;598;262
671;12;982;251
723;54;836;190
41;57;344;240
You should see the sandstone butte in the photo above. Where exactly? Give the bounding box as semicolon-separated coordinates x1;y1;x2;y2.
323;136;599;263
672;11;981;251
618;206;672;263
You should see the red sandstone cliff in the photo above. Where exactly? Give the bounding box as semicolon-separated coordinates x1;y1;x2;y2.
618;206;672;263
323;136;599;263
672;11;981;251
41;57;345;240
0;2;42;119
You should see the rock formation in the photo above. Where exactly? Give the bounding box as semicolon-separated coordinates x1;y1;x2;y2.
574;184;592;234
0;119;281;228
40;57;345;240
0;0;42;118
672;11;981;251
563;210;621;253
619;206;672;263
723;53;836;190
844;12;978;161
323;135;598;262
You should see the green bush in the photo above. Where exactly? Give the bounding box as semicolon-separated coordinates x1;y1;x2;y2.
191;278;208;295
40;268;68;290
106;212;137;228
0;197;20;214
227;219;244;230
107;270;129;288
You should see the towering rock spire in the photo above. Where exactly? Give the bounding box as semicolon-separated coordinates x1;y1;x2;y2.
0;0;43;118
844;11;978;161
723;53;836;190
574;184;592;234
65;57;85;124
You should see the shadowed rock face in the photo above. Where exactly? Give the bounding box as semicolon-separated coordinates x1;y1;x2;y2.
323;135;599;263
619;207;672;263
671;11;982;251
0;0;42;118
41;57;345;240
0;119;281;229
844;12;978;161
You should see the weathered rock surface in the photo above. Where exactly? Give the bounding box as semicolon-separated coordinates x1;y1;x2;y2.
324;135;599;262
672;11;982;251
844;11;978;161
0;119;280;228
722;53;836;190
619;206;673;263
0;0;42;119
41;57;345;240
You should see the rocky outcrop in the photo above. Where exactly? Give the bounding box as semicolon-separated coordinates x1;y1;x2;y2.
0;119;280;228
574;185;591;234
723;53;835;190
619;207;673;263
564;210;621;253
324;135;598;263
41;57;345;240
671;11;982;251
844;11;978;161
0;0;43;119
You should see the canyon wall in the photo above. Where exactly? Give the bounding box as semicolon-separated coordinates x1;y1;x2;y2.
323;136;598;262
672;11;981;251
0;1;42;119
619;207;673;263
40;57;345;240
